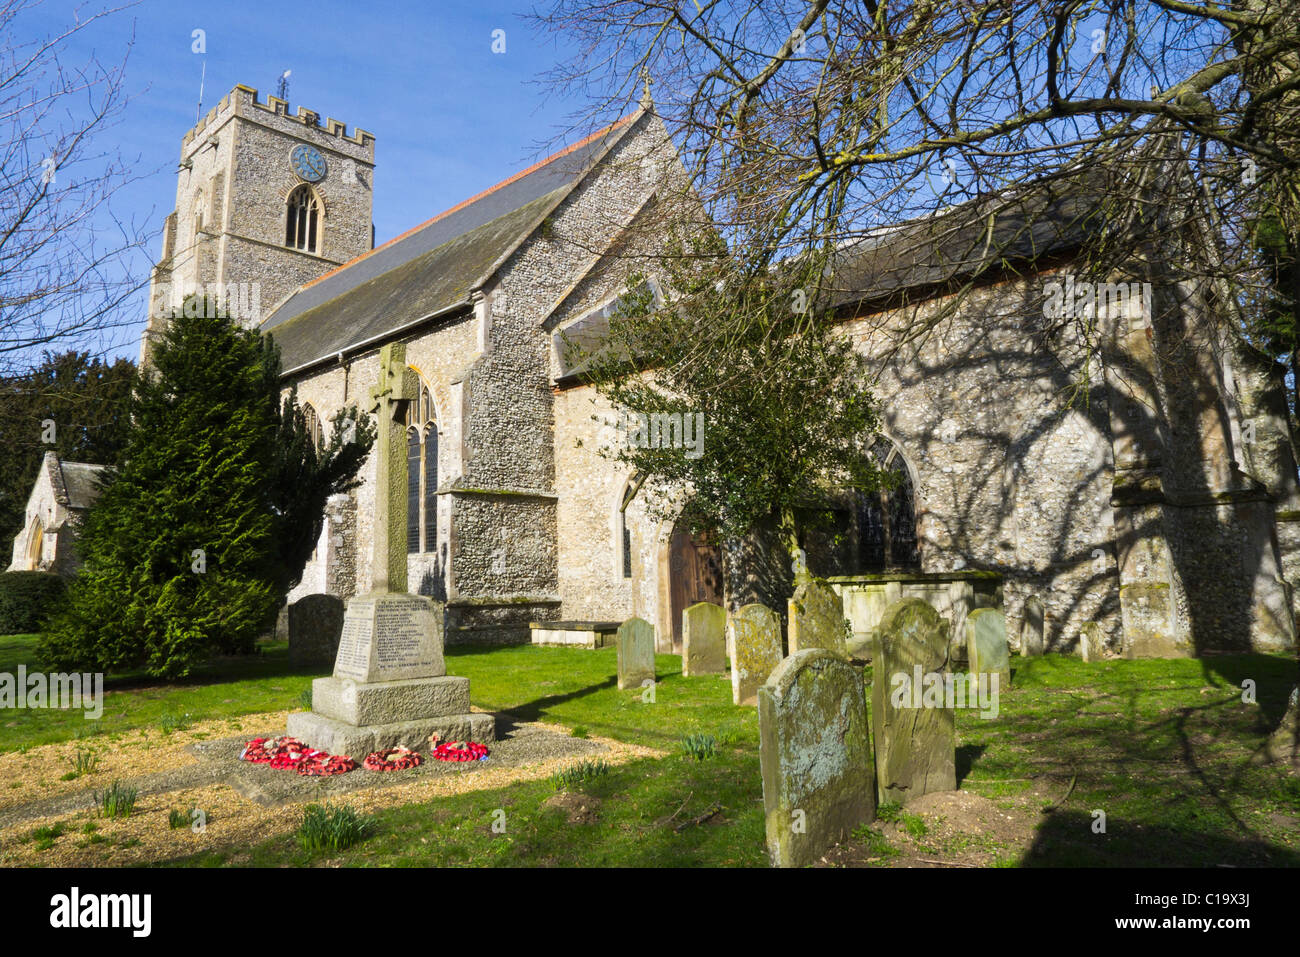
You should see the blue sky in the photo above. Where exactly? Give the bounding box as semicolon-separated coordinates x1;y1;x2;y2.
26;0;613;362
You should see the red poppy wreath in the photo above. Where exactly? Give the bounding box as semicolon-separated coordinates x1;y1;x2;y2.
363;746;423;771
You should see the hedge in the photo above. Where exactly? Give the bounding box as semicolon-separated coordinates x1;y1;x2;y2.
0;571;66;635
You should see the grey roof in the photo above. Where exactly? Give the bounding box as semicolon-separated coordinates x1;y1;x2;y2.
825;171;1105;311
554;170;1108;385
263;116;639;374
54;457;107;510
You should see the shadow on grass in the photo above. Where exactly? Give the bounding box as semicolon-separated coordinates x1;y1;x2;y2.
956;744;988;786
1022;809;1300;867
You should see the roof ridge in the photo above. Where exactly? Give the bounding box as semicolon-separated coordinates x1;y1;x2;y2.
289;110;642;301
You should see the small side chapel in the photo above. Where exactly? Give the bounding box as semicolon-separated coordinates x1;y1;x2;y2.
139;83;1300;660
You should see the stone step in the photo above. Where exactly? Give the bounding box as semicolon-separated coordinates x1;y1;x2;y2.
311;675;470;727
286;710;495;760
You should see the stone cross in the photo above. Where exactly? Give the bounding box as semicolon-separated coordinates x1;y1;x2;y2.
369;342;419;594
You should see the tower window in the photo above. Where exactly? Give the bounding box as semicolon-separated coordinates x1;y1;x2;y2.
286;185;319;253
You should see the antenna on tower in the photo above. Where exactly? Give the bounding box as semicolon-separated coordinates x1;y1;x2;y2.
276;70;291;102
196;58;206;123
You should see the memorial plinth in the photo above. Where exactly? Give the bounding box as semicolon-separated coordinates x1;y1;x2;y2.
286;343;494;758
287;592;494;757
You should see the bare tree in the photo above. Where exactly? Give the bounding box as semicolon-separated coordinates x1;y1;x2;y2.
0;0;151;375
532;0;1300;761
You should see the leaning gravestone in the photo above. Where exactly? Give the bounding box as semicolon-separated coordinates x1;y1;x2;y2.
288;343;493;756
682;602;727;676
617;617;656;691
729;603;782;706
288;594;345;668
759;648;875;868
788;578;848;656
967;607;1010;686
1021;596;1045;657
872;598;956;804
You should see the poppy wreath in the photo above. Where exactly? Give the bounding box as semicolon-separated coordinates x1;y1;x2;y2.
363;746;423;771
430;740;490;762
240;737;357;776
297;752;358;776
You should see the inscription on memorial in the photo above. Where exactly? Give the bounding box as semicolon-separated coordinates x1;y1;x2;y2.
333;600;376;681
331;594;445;682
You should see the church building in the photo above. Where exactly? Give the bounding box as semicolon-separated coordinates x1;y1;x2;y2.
139;84;1300;660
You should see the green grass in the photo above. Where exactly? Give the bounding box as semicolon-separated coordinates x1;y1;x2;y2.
551;758;610;790
94;780;138;819
3;635;1298;868
0;635;318;753
297;804;370;854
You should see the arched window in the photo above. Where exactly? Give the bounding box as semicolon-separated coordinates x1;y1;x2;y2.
302;403;322;451
858;440;919;570
798;438;920;576
403;377;438;553
193;190;205;239
25;516;43;570
285;185;319;253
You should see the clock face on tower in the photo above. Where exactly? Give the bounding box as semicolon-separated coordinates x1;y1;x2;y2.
290;144;327;182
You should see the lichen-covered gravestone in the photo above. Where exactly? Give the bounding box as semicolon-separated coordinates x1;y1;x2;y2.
788;578;848;656
758;648;875;867
872;598;956;804
1021;596;1045;657
1080;621;1103;662
728;603;782;706
966;607;1010;686
288;594;346;668
682;602;726;676
617;617;656;691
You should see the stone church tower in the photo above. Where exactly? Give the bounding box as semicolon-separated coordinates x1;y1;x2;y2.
142;85;375;359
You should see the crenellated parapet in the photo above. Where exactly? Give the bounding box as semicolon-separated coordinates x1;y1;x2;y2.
181;84;375;156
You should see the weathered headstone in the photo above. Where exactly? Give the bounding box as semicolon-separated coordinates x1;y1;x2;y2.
872;598;956;804
287;343;493;756
728;603;782;706
1021;596;1045;656
682;601;727;676
617;617;656;691
1080;621;1103;662
788;578;848;656
948;580;975;665
966;607;1010;686
759;648;875;868
288;594;345;668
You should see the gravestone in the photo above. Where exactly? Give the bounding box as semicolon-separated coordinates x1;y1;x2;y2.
872;598;956;804
1080;621;1103;662
287;343;493;756
788;578;848;656
1021;596;1045;656
288;594;345;668
682;602;726;676
758;648;875;868
966;607;1010;686
728;603;782;706
617;617;656;691
948;580;975;665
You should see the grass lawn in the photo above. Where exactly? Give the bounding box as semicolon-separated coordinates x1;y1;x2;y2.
2;634;1299;866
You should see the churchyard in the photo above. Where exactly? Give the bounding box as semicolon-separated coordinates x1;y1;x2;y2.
0;623;1296;868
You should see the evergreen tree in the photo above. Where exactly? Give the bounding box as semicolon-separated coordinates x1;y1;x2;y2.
0;352;135;545
40;297;374;676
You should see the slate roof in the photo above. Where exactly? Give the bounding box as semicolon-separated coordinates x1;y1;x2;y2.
263;113;641;375
553;168;1110;384
59;461;107;510
824;169;1107;312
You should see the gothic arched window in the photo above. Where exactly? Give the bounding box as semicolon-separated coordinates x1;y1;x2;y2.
285;185;319;253
404;377;438;554
302;403;322;451
857;440;920;570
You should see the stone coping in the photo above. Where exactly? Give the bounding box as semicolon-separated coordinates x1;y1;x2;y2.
825;570;1002;584
528;620;622;631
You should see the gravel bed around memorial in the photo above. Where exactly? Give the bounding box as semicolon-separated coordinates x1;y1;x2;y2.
0;711;663;867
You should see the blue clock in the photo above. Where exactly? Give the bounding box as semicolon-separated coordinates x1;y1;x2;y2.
290;144;327;182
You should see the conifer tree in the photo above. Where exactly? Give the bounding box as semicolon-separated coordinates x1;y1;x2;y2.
40;297;374;677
